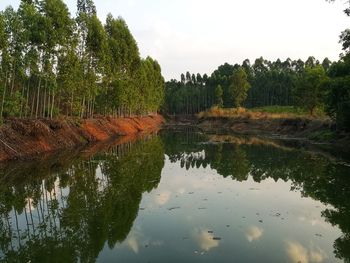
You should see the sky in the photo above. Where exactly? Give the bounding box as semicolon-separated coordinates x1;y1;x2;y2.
0;0;349;80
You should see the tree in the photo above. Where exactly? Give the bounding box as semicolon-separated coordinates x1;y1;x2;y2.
215;85;223;108
295;65;328;115
228;67;251;108
326;55;350;131
339;29;350;54
0;1;165;120
322;57;332;71
327;0;350;54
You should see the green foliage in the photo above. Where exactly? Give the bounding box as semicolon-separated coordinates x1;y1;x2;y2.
164;57;327;115
325;55;350;131
228;67;250;107
0;0;164;120
294;65;328;115
215;85;223;107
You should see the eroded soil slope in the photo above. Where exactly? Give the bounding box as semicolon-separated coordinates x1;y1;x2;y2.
0;115;164;161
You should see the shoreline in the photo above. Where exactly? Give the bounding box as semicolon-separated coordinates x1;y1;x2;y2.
0;115;164;162
165;114;350;146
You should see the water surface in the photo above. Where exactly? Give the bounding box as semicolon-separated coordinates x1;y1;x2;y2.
0;130;349;262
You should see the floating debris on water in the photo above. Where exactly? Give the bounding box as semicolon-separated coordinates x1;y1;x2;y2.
168;207;181;211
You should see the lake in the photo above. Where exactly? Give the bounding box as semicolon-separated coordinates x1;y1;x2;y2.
0;129;349;262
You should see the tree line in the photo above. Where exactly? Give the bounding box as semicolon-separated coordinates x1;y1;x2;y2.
164;56;330;113
0;0;165;120
164;55;349;130
164;0;350;131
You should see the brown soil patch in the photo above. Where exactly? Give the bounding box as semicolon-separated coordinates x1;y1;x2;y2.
0;115;164;162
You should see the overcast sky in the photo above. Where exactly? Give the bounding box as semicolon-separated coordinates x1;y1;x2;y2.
0;0;349;80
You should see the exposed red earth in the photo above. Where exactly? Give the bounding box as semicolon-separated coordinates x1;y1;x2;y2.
0;115;164;162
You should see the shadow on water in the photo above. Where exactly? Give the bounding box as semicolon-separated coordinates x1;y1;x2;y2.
0;127;349;262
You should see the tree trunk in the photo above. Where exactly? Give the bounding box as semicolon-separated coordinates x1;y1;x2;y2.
43;79;47;118
50;90;55;119
0;72;8;120
35;77;41;119
81;96;85;118
20;83;25;118
25;80;30;118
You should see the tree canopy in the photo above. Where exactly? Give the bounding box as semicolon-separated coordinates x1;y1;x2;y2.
0;0;164;120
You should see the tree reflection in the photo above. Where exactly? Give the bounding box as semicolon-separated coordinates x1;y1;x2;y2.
0;130;349;262
0;136;164;262
162;130;350;261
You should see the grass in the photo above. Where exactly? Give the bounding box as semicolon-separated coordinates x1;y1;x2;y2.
250;105;325;117
308;130;337;142
197;106;326;120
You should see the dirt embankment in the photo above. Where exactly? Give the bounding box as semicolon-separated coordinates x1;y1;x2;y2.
198;117;327;135
189;116;349;145
0;115;164;162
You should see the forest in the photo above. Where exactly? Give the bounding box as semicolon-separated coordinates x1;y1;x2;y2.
164;0;350;131
164;55;350;131
0;0;165;120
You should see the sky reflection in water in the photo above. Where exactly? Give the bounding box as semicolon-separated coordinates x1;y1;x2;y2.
0;131;349;263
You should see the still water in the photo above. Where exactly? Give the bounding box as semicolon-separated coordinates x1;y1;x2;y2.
0;130;349;262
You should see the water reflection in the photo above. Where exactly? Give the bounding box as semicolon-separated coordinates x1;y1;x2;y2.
285;241;327;263
193;229;220;251
0;135;164;262
245;226;264;242
0;130;349;262
161;130;350;262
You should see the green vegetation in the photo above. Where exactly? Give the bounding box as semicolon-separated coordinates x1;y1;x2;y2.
228;67;251;108
0;0;164;120
165;54;349;131
164;1;350;132
294;65;328;115
164;57;329;115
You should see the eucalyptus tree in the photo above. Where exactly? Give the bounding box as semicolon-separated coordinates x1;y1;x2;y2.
1;7;25;118
39;0;73;118
0;12;8;120
84;14;107;117
0;0;165;119
228;67;251;108
104;14;141;116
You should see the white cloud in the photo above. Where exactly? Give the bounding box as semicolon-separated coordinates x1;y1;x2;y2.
285;241;327;263
127;236;140;254
1;0;347;80
245;226;264;242
154;190;172;206
193;229;220;251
